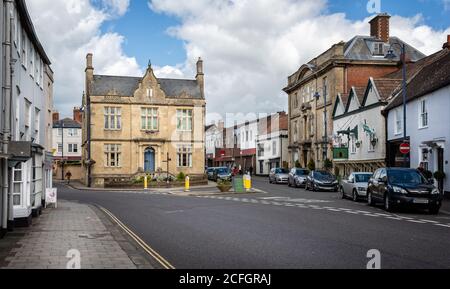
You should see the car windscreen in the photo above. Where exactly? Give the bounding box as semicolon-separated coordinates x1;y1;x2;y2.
275;168;289;174
315;171;334;180
296;169;309;176
355;174;372;183
388;170;426;186
216;168;230;174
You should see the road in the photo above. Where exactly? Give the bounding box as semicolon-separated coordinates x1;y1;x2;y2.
58;176;450;269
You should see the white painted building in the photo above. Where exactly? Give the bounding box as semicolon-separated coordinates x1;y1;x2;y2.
386;45;450;195
52;118;82;161
332;78;401;177
256;130;289;175
205;122;223;167
1;0;53;231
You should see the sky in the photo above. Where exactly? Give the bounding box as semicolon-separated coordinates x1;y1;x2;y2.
27;0;450;123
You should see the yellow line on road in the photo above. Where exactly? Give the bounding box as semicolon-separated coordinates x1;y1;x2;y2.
98;206;176;269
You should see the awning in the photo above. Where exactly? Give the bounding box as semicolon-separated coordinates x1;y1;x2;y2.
8;141;32;162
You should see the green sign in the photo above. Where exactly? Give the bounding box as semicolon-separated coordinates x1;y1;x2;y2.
233;177;245;193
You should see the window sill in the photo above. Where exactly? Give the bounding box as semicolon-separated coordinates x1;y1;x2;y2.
418;126;428;130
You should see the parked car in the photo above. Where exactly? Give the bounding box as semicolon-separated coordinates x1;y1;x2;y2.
340;172;373;201
306;171;339;192
288;168;310;188
367;168;443;214
206;167;216;180
213;167;232;182
269;168;290;184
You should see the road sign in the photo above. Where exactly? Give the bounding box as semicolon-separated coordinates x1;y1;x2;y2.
400;142;410;154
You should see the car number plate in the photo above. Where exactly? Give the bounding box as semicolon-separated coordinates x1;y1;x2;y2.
413;199;429;204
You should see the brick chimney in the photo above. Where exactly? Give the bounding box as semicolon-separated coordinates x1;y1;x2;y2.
52;112;59;124
73;107;82;124
443;35;450;50
369;13;391;43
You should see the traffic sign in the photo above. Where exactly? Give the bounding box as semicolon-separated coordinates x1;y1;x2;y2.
400;142;410;154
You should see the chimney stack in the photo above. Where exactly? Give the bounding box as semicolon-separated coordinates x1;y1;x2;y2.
52;112;59;124
443;35;450;50
369;13;391;43
73;107;82;124
196;57;205;99
85;53;94;95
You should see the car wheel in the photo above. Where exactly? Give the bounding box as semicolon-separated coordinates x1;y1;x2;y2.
352;190;359;202
367;190;375;206
384;194;395;212
340;187;346;199
429;205;440;215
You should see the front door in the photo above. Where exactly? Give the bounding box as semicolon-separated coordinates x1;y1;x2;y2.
144;148;155;173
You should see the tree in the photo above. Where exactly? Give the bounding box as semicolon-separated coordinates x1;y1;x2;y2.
307;160;316;171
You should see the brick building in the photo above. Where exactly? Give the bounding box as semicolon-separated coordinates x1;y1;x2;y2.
284;13;425;170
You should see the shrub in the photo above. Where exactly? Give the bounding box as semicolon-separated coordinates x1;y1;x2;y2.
295;160;301;168
434;171;446;181
177;172;186;181
307;160;316;171
217;179;232;186
422;170;433;179
324;159;333;171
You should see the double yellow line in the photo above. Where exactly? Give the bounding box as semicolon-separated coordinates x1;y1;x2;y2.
98;206;175;269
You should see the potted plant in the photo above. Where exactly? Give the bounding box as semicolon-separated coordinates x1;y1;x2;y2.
307;160;316;171
217;179;232;192
434;171;446;181
295;160;301;168
324;158;333;171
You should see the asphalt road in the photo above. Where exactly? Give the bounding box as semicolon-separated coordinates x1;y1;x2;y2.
57;176;450;269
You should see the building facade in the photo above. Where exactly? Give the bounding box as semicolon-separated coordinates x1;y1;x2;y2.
205;122;224;167
386;41;450;195
82;54;206;187
284;14;425;170
1;0;53;234
332;78;401;177
256;112;288;175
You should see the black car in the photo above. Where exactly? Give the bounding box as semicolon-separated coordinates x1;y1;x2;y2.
206;167;216;180
306;171;339;192
288;168;310;188
367;168;443;214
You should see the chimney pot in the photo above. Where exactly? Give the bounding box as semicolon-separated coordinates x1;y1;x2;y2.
369;13;391;43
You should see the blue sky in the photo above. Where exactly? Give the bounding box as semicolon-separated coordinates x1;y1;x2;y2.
97;0;450;70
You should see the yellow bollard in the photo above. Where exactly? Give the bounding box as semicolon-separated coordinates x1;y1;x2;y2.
144;176;148;190
185;175;190;192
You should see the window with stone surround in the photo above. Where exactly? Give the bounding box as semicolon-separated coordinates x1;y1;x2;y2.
105;144;121;167
177;109;193;131
177;145;193;168
141;108;159;131
104;107;122;130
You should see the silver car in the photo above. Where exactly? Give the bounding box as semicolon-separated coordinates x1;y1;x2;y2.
340;172;373;201
269;168;289;184
288;168;310;188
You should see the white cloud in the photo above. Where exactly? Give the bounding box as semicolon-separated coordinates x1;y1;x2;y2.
27;0;140;117
149;0;450;123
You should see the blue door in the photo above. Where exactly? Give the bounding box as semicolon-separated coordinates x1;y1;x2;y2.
144;148;155;173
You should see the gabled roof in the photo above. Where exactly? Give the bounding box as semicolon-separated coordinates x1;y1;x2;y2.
345;86;366;112
91;75;202;99
53;118;81;129
385;49;450;111
332;93;348;118
371;78;402;102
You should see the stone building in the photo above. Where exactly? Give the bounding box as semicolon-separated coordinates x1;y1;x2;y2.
284;13;425;170
82;54;206;187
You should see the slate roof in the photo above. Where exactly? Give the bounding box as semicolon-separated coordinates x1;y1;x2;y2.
353;87;367;105
91;75;202;99
344;36;425;62
53;118;81;129
385;49;450;111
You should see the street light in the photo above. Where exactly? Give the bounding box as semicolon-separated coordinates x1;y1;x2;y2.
385;42;408;167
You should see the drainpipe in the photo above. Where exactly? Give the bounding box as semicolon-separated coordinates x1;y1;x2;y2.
3;0;13;230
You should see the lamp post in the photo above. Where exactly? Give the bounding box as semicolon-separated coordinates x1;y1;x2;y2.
385;42;408;167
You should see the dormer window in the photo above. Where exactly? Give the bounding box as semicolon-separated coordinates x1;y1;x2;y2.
373;42;384;56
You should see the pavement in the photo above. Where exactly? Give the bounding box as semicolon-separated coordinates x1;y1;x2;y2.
53;176;450;269
0;200;155;269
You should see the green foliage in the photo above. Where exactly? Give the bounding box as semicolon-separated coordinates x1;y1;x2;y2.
324;159;333;171
422;170;433;179
177;172;186;181
307;160;316;171
217;179;232;186
295;160;301;168
434;171;446;181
